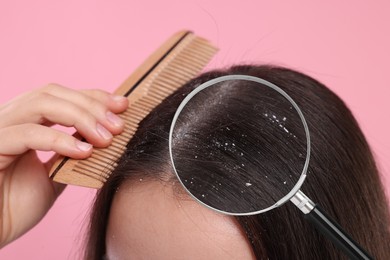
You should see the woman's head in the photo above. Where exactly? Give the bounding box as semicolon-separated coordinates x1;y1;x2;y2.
86;65;390;259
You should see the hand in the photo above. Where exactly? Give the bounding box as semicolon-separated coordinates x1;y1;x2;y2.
0;84;128;248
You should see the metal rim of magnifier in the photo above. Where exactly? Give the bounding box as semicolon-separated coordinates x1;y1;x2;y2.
168;75;311;216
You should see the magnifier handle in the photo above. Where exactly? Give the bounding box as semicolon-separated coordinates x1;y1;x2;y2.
305;204;373;260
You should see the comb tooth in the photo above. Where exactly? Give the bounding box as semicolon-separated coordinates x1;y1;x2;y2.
80;160;116;177
152;73;184;88
174;59;203;73
181;46;215;60
191;38;219;50
120;114;139;125
147;90;170;102
50;31;218;188
121;118;137;127
122;109;144;120
122;123;138;131
73;168;108;183
188;46;218;60
87;158;115;171
115;138;130;147
124;106;148;116
139;92;166;104
122;120;138;130
164;68;193;80
145;91;169;103
191;43;218;56
79;158;115;172
120;108;138;117
175;54;210;67
133;99;156;109
160;76;188;88
126;102;146;110
105;144;123;154
93;148;120;159
183;47;215;60
94;144;122;155
80;155;118;174
122;121;138;130
112;137;128;146
161;71;194;85
109;139;126;148
157;77;185;91
168;63;199;78
152;81;181;93
78;157;108;168
76;162;112;178
123;114;143;125
136;99;157;109
196;44;219;55
113;129;130;138
149;85;172;96
116;130;135;141
119;136;133;145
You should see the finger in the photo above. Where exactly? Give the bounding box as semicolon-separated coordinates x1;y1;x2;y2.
45;87;129;135
0;85;128;134
0;124;93;158
33;94;118;145
80;88;129;113
5;94;117;146
43;84;128;114
42;87;128;136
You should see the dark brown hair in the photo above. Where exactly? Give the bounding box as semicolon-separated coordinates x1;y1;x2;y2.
85;65;390;259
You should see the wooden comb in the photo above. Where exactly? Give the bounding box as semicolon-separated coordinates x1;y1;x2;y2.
49;31;218;189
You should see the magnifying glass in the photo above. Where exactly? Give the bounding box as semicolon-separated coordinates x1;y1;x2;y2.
169;75;372;260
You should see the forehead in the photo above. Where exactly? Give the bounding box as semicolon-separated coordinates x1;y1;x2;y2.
105;180;255;259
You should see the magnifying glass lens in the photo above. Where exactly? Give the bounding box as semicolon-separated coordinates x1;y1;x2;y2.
169;75;310;215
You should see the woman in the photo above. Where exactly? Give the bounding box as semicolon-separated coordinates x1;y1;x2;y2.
86;65;390;259
0;65;389;259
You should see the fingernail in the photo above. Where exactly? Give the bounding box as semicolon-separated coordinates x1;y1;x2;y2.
106;111;123;127
111;95;127;103
75;140;92;151
96;123;113;140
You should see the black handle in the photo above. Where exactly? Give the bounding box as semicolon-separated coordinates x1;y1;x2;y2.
304;205;373;260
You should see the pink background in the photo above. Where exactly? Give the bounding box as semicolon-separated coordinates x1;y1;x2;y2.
1;1;389;259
